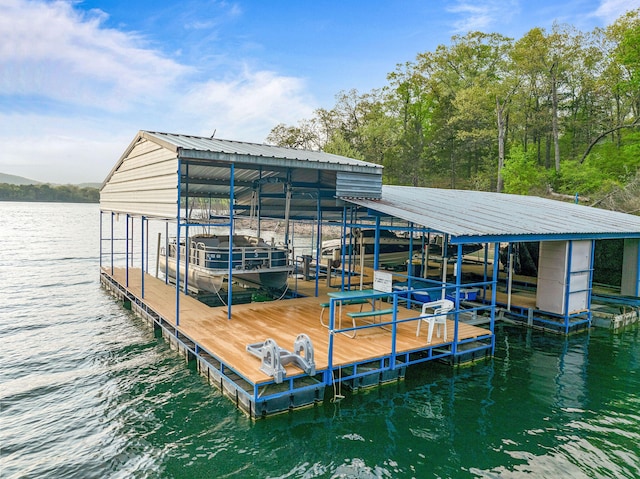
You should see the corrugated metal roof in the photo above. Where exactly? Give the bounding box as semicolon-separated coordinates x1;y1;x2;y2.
347;186;640;241
101;130;384;219
144;131;382;171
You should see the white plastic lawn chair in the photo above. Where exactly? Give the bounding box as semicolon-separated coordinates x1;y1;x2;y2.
416;299;454;344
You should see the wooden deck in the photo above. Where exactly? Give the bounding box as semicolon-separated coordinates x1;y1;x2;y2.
104;267;491;385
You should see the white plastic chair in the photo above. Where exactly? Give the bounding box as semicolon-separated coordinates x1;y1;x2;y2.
416;299;454;344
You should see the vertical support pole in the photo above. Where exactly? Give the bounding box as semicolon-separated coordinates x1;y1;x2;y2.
453;244;463;356
283;173;292;248
141;216;145;299
564;240;574;335
176;159;182;328
507;243;514;311
184;224;189;294
184;163;190;296
408;223;414;287
227;163;235;319
99;211;103;270
257;167;263;238
390;293;398;370
125;213;130;287
441;234;449;299
176;219;181;327
358;230;365;290
588;239;595;327
110;212;114;276
315;196;322;297
130;215;134;268
490;242;500;354
326;299;336;387
483;242;489;298
373;216;381;272
424;231;431;280
145;216;149;274
339;205;347;290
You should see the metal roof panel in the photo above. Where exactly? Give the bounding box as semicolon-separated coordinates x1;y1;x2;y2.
347;186;640;241
144;131;382;170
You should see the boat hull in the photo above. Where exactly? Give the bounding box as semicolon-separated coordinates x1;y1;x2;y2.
158;234;292;293
158;255;225;293
158;255;291;293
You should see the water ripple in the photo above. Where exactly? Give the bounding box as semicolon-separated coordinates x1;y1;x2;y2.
1;203;639;479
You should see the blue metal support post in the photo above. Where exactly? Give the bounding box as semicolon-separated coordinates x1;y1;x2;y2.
110;212;114;275
125;214;129;287
373;216;381;271
453;244;463;355
588;239;595;326
227;163;235;319
389;294;398;370
141;216;145;299
99;211;103;269
490;242;500;353
175;159;182;327
326;299;336;387
315;196;322;297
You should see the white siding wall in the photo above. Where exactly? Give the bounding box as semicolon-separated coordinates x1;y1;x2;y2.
100;139;179;218
536;240;592;315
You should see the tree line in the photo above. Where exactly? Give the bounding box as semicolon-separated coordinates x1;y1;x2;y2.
266;9;640;204
0;183;99;203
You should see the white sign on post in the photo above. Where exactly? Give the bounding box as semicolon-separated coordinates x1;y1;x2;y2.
373;270;393;293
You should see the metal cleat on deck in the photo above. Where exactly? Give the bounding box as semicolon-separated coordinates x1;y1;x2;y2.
246;334;316;384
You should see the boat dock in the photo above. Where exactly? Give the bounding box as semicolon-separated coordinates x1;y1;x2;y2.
99;130;640;419
101;267;493;418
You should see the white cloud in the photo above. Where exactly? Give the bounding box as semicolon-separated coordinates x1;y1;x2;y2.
178;68;316;141
592;0;640;24
447;0;520;33
0;0;318;183
0;0;191;111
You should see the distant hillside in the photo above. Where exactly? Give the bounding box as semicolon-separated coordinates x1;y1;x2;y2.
0;172;102;189
0;183;99;203
0;173;42;185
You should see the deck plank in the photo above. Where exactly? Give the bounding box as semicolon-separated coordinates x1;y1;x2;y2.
105;268;492;384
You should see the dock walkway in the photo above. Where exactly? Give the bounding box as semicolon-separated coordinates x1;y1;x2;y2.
101;267;492;418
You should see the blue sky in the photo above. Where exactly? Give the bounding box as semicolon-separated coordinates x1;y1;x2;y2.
1;0;638;183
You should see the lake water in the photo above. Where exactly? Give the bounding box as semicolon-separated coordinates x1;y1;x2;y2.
1;202;639;479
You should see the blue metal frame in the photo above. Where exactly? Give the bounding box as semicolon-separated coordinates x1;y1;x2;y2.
315;195;322;297
324;285;495;381
228;163;235;319
175;158;182;327
141;216;145;299
110;212;114;276
125;214;130;287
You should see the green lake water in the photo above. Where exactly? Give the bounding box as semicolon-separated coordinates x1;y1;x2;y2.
1;202;638;478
